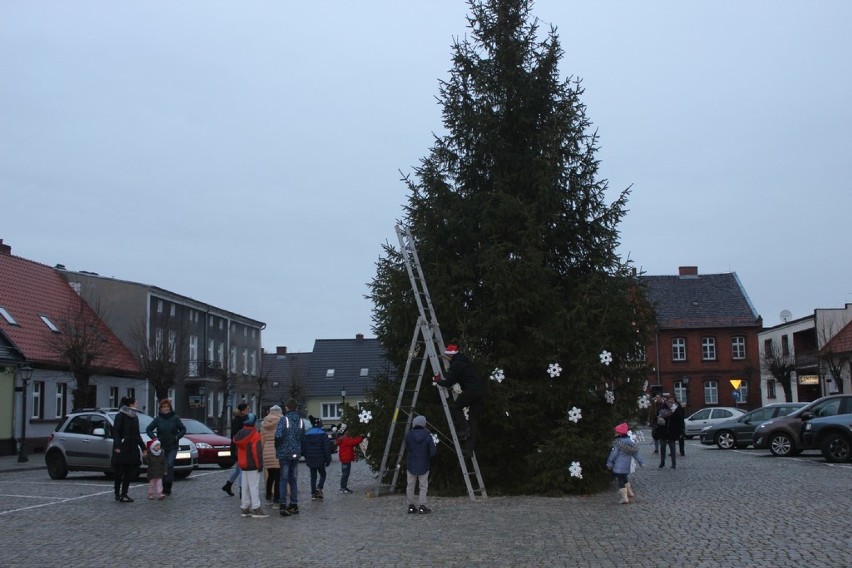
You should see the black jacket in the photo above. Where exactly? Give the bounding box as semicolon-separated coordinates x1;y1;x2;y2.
660;405;685;439
437;353;483;394
113;407;145;466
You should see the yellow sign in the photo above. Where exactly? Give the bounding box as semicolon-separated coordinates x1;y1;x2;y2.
730;379;742;390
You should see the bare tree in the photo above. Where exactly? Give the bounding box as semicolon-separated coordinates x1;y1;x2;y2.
130;311;190;402
763;339;795;402
817;319;849;395
46;294;109;409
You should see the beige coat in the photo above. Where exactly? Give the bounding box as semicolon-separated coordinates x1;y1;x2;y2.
261;409;282;469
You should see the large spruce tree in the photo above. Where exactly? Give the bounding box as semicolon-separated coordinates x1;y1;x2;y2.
364;0;654;495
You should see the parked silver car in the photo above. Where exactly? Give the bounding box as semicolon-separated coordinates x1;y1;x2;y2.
45;408;198;480
683;407;746;438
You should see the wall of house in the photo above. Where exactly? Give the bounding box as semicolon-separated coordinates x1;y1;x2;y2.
0;367;15;455
758;318;815;405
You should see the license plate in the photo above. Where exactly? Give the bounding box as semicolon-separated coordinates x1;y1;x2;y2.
176;451;191;460
217;450;231;457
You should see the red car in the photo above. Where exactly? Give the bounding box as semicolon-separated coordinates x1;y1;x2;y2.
181;419;234;468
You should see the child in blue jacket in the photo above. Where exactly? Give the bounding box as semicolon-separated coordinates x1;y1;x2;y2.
606;422;643;504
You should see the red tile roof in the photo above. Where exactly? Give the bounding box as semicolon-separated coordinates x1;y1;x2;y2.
820;320;852;355
0;251;139;374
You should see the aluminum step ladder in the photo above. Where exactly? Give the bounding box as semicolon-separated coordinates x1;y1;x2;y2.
373;225;486;501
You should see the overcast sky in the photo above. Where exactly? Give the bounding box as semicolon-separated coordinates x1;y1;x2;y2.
3;1;851;353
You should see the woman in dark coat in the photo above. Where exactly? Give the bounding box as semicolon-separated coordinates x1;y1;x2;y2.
112;396;146;502
658;395;685;469
145;398;186;496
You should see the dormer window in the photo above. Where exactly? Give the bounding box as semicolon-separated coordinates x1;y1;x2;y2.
0;307;18;325
360;368;369;377
326;369;335;378
39;315;60;333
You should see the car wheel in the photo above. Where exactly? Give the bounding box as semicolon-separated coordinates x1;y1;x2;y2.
173;470;192;479
768;432;794;456
821;432;852;463
46;451;69;480
715;431;736;450
684;435;695;440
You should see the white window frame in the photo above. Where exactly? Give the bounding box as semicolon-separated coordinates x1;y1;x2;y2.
360;368;369;377
321;402;343;421
767;379;777;399
189;335;198;376
55;383;67;418
155;328;163;357
32;381;43;418
229;347;237;373
250;351;257;376
168;330;176;363
39;314;60;333
731;336;746;360
109;386;119;408
702;337;717;361
674;381;687;403
242;349;248;374
704;380;719;404
672;337;686;361
208;339;215;363
326;369;335;378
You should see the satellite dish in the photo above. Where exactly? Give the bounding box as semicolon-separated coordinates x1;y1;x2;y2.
780;309;792;323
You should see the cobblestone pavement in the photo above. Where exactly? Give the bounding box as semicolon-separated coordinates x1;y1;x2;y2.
1;436;850;567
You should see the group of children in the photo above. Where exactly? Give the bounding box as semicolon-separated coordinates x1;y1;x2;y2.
228;407;437;518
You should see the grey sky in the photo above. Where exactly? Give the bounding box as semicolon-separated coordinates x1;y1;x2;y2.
3;1;851;353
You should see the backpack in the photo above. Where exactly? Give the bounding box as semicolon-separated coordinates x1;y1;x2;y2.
275;413;305;460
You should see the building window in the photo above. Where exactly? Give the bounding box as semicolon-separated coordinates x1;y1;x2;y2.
731;336;746;360
229;347;237;373
767;379;776;399
360;368;369;377
674;381;687;403
168;330;177;363
32;381;44;419
209;317;214;327
169;304;175;317
126;387;135;400
781;335;790;357
208;339;215;363
321;403;343;421
738;382;749;405
55;383;68;418
326;369;335;378
39;314;60;333
189;335;198;376
155;328;163;357
672;338;686;361
242;349;248;374
109;387;119;408
218;342;225;366
243;327;247;337
157;300;163;313
250;351;257;376
219;320;224;330
704;380;719;404
702;337;717;361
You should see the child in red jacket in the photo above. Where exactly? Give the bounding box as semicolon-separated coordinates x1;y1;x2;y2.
232;413;268;518
335;426;364;494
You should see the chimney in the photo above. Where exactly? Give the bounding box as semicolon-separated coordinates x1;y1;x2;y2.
678;266;698;278
0;239;10;255
356;333;364;341
276;346;287;355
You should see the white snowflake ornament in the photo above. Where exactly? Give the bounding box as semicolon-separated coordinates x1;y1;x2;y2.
358;409;373;424
431;433;439;445
643;380;649;392
638;394;650;409
599;350;612;366
547;363;562;378
490;368;505;383
568;461;583;479
605;390;615;404
567;406;582;423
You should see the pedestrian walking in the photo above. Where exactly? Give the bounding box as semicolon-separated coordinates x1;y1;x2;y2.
260;405;283;506
303;416;332;501
233;412;268;518
433;344;485;456
275;398;305;516
145;398;186;496
606;422;644;504
112;396;146;503
145;439;166;500
335;425;364;494
222;403;249;497
405;415;437;514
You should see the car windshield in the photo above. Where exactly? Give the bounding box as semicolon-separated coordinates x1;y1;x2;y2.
182;420;216;435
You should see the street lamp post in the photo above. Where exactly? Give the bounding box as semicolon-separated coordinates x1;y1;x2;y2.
340;388;346;417
17;364;34;463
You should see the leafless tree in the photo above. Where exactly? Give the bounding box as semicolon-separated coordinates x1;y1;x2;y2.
46;294;110;409
763;338;795;402
817;319;849;395
130;311;190;402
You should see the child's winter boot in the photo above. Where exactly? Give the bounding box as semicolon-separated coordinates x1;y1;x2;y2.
618;488;629;504
625;483;635;498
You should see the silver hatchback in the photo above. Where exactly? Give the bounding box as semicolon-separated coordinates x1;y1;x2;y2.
45;408;198;479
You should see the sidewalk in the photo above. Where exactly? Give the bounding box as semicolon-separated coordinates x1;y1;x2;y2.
0;452;45;473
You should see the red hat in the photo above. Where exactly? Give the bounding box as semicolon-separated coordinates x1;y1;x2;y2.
614;422;629;435
444;344;459;356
